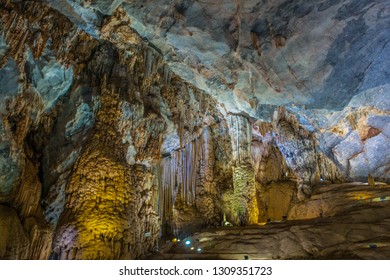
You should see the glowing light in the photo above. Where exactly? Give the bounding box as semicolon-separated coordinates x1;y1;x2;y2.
354;193;372;200
197;248;202;252
372;196;389;202
190;247;194;250
172;238;178;243
185;240;191;246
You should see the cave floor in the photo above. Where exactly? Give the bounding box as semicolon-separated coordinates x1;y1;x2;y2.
147;183;390;260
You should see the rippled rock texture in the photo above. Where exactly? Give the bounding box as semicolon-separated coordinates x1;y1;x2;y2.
153;183;390;260
0;0;389;259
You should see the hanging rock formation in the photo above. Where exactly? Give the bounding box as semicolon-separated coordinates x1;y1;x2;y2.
0;0;389;259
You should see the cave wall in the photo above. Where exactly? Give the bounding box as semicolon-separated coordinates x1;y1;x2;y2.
0;0;388;259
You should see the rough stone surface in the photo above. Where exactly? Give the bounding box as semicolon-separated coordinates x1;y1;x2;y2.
0;0;389;260
151;183;390;260
350;133;390;180
0;205;29;259
118;0;390;112
333;131;364;168
367;115;390;138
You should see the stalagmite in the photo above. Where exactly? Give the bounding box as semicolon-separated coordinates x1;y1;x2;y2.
52;83;159;260
225;114;259;225
1;0;389;262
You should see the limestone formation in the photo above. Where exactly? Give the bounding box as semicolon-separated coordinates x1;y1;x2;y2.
0;0;389;260
153;183;390;260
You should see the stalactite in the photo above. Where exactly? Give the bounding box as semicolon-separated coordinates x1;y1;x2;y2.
225;114;259;225
158;133;207;234
162;64;172;86
158;128;218;233
228;114;252;165
158;156;174;231
23;217;52;260
144;48;155;78
0;205;29;259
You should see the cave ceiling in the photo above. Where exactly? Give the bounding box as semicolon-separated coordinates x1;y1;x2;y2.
0;0;390;260
44;0;390;115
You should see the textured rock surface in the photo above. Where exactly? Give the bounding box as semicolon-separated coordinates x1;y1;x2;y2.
52;83;160;259
151;183;390;260
0;0;389;259
119;0;390;110
33;0;389;182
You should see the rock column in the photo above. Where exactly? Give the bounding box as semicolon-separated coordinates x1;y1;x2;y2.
226;115;258;225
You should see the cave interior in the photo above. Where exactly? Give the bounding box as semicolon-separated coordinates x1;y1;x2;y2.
0;0;389;260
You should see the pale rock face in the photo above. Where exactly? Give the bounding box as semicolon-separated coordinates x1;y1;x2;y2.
333;131;364;168
367;115;390;138
119;0;390;110
43;1;390;112
349;133;390;179
26;49;74;110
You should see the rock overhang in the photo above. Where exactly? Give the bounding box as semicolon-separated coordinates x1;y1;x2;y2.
40;1;390;117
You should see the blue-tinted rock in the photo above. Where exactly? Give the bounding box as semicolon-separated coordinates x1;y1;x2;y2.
45;0;103;37
0;35;8;60
333;131;363;166
350;133;390;179
367;115;390;138
69;0;124;15
26;49;73;111
348;85;390;111
0;58;20;108
0;142;20;197
65;102;94;138
319;132;344;156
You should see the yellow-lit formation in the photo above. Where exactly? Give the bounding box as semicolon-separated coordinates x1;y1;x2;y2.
53;82;159;259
